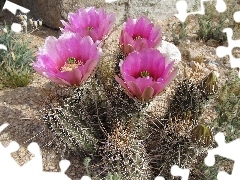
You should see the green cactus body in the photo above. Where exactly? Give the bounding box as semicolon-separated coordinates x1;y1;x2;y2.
98;125;152;179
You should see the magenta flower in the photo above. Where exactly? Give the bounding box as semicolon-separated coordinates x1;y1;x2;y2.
115;49;177;101
119;16;162;55
61;7;115;42
32;33;102;86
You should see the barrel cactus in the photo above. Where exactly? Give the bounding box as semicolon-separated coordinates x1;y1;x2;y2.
33;7;219;179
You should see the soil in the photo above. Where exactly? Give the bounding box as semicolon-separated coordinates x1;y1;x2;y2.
0;7;238;180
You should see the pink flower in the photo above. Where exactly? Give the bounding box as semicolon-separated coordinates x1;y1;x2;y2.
119;16;162;55
61;7;115;42
32;33;102;86
115;49;177;101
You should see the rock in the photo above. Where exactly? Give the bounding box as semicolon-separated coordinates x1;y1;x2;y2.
188;49;198;61
157;40;181;62
205;60;219;71
10;0;197;29
10;0;126;29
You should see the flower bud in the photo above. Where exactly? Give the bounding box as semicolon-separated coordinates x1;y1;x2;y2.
199;71;218;97
191;124;213;147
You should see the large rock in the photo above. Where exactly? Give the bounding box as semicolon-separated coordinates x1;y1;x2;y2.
9;0;126;29
9;0;198;29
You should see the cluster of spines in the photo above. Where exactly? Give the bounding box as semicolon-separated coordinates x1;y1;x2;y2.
146;72;217;178
97;124;152;179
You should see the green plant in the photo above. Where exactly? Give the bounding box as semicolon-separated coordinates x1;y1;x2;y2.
171;21;188;45
83;157;91;176
194;70;240;179
0;25;34;88
214;70;240;142
196;0;236;43
105;172;121;180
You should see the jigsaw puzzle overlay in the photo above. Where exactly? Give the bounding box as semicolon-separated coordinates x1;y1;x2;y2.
0;0;240;179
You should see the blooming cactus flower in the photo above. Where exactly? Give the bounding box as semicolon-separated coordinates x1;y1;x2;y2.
119;16;162;55
61;7;115;42
115;49;177;101
32;33;102;86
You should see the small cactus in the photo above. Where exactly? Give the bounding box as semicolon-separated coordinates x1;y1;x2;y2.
166;79;203;133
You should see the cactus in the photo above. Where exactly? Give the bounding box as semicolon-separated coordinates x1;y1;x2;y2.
95;124;152;179
163;71;218;138
41;55;219;178
164;79;204;137
42;84;101;154
214;70;240;141
146;72;218;177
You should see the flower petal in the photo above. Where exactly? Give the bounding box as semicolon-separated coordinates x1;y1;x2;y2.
163;68;178;87
117;48;177;101
127;81;142;98
120;16;162;54
141;86;154;101
33;32;101;86
81;59;99;82
134;77;153;93
61;7;115;41
55;68;83;86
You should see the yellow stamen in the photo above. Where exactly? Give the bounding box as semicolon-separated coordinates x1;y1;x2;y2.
134;35;142;40
87;27;93;30
141;70;149;77
60;57;83;72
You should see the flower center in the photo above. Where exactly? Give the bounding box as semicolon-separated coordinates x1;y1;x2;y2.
140;70;149;77
133;35;142;40
60;57;83;72
67;57;76;64
87;27;93;30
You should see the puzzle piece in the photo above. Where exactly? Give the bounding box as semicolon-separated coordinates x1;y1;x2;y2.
205;132;240;180
105;0;118;3
176;0;240;76
175;0;227;22
216;28;240;77
153;165;189;180
3;0;29;15
171;165;190;180
0;0;30;51
154;176;165;180
81;176;92;180
0;124;71;179
2;0;29;32
234;11;240;23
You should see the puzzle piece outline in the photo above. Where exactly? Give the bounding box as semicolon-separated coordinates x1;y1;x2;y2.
205;132;240;180
0;123;71;180
176;0;240;77
175;0;227;22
